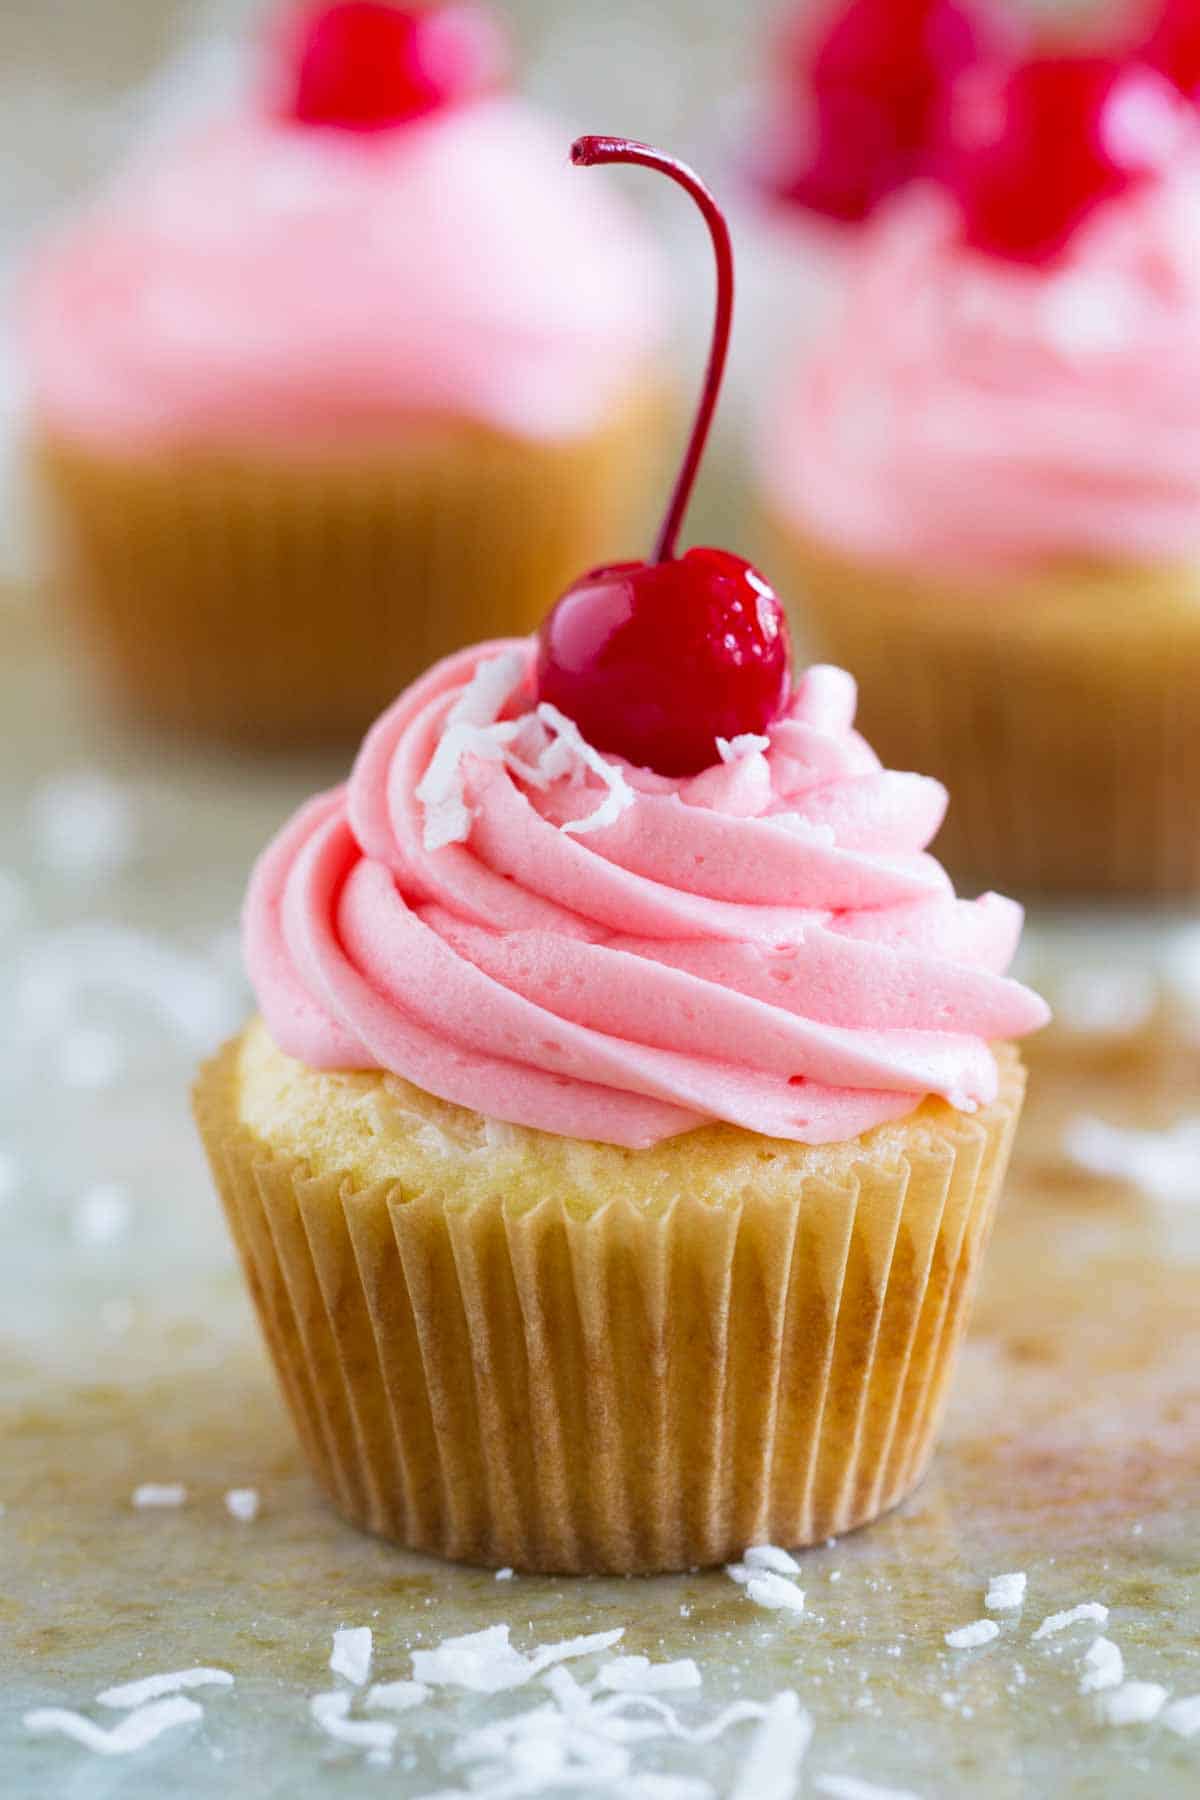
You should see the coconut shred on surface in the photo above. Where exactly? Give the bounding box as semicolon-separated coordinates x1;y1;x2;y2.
19;1553;1198;1788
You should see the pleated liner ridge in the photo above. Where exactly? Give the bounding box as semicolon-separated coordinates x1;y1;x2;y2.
34;383;663;746
193;1042;1025;1575
770;519;1200;899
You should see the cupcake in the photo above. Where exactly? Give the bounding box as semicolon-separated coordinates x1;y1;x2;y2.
22;3;667;744
733;0;1015;390
761;53;1200;898
194;137;1047;1573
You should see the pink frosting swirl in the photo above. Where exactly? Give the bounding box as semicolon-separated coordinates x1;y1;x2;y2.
244;640;1047;1149
763;162;1200;570
23;99;665;452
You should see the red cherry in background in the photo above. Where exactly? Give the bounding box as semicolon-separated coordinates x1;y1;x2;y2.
940;54;1186;266
278;1;508;132
1144;0;1200;101
764;0;1017;223
536;141;791;779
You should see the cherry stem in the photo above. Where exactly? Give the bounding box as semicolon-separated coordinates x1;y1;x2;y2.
571;135;733;565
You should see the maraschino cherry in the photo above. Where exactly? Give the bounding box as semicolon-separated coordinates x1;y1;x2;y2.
764;0;1014;222
940;54;1185;265
278;1;507;132
536;140;790;779
1144;0;1200;101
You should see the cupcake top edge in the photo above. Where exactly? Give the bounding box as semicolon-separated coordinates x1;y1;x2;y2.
21;98;667;453
242;637;1048;1151
762;148;1200;574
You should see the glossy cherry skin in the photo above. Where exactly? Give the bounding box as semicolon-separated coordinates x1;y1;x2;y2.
941;55;1185;266
768;0;1012;222
281;1;507;132
537;550;791;778
1145;0;1200;100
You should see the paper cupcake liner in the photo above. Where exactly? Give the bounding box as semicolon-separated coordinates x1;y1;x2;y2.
770;518;1200;899
194;1042;1024;1575
33;387;664;746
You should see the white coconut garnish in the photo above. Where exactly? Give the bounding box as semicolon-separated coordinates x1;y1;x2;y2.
1032;1602;1108;1640
985;1572;1027;1612
1098;1681;1168;1726
596;1656;701;1694
717;734;770;763
746;1574;807;1615
815;1778;922;1800
24;1697;202;1755
1079;1637;1124;1695
536;703;635;836
730;1691;813;1800
224;1488;260;1522
131;1483;186;1509
417;650;528;850
412;1623;624;1695
743;1544;803;1576
1163;1694;1200;1738
309;1691;396;1760
945;1621;999;1650
363;1680;430;1715
97;1668;233;1709
330;1626;373;1686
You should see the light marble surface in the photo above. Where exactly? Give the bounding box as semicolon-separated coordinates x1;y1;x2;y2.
1;610;1199;1798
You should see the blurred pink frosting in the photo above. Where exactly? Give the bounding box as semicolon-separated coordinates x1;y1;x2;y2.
762;163;1200;570
244;639;1047;1149
23;98;666;451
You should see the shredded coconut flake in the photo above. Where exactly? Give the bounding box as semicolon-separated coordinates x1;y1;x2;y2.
412;1623;624;1695
132;1483;186;1509
416;650;528;850
1098;1681;1168;1726
1064;1115;1200;1206
537;703;635;835
1033;1603;1108;1640
71;1182;132;1249
746;1573;807;1614
815;1778;923;1800
24;1696;202;1755
224;1487;259;1522
1079;1637;1124;1695
97;1669;233;1709
945;1621;999;1650
717;734;770;763
495;1566;515;1581
1163;1694;1200;1738
596;1657;702;1694
310;1691;396;1758
330;1626;373;1686
743;1544;803;1576
364;1680;430;1715
985;1572;1026;1612
730;1692;813;1800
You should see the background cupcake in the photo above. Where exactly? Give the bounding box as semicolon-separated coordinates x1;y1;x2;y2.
731;0;1018;409
22;1;668;745
761;42;1200;898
